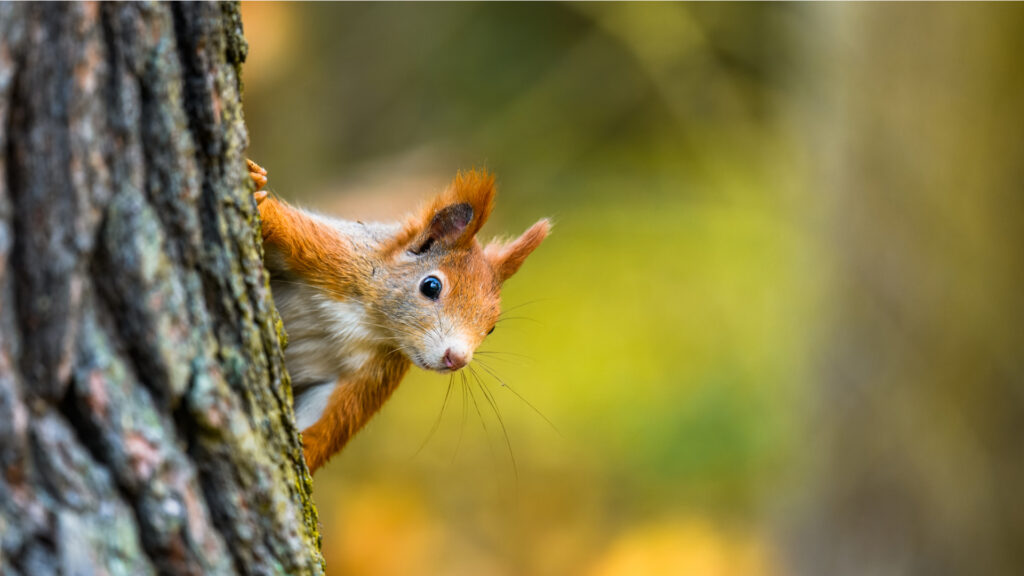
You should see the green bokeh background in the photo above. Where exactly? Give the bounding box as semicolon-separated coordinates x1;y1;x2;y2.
242;3;1024;575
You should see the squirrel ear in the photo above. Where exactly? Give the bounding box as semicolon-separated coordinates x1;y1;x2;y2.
405;169;497;255
486;219;550;283
410;203;474;254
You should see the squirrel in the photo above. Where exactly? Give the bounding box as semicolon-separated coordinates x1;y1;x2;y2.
246;159;549;473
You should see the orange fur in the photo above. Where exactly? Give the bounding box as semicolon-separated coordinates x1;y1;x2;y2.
301;355;410;472
485;219;551;283
258;196;368;291
251;161;549;474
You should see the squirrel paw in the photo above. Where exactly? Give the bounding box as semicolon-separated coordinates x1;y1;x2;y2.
247;158;268;191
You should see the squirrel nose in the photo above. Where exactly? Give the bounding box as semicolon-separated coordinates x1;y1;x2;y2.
443;348;468;371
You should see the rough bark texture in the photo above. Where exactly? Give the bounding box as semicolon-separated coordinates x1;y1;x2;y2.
0;2;323;575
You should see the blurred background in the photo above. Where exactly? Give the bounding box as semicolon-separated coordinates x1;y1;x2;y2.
240;4;1024;576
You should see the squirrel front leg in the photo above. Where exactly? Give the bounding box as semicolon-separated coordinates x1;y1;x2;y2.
247;158;302;245
302;356;410;473
247;160;355;286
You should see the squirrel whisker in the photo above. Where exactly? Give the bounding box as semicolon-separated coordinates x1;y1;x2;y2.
468;365;518;482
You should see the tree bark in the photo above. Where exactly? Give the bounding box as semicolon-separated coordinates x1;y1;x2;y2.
0;2;323;575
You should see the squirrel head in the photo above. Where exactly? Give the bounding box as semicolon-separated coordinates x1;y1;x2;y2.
373;170;549;372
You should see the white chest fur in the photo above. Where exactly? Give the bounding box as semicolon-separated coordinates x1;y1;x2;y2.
271;278;380;430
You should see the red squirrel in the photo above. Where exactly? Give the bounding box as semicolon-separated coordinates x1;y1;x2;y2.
247;160;549;473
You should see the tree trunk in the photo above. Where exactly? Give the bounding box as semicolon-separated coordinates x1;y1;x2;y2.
0;2;323;575
790;5;1024;575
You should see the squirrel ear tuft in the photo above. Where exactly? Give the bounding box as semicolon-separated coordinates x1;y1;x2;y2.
446;169;495;242
486;219;550;283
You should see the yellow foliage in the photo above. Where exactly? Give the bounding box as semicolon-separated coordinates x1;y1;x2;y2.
588;520;780;576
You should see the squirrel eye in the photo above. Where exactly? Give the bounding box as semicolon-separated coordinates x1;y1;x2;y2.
419;276;443;300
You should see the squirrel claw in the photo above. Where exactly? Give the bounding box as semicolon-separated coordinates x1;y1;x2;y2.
254;190;268;205
247;158;268;191
247;158;267;176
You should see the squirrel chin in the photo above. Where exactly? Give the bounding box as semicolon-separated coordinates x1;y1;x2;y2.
415;356;462;374
413;357;460;374
401;346;465;373
403;351;435;372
